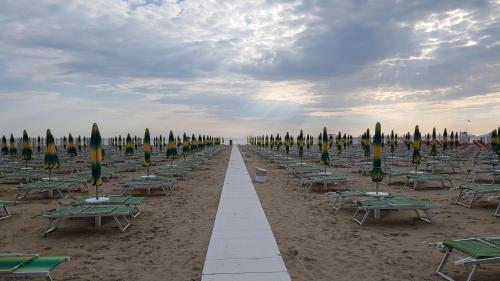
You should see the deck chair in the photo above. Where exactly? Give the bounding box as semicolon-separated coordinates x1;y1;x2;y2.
0;200;16;220
70;195;144;218
455;184;500;208
301;174;350;192
404;173;454;191
0;253;69;281
353;198;439;225
326;191;392;211
435;237;500;281
118;176;175;196
15;181;73;200
42;205;138;236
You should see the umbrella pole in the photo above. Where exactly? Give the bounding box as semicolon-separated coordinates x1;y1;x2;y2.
376;182;379;195
147;167;149;176
49;169;52;180
96;185;98;200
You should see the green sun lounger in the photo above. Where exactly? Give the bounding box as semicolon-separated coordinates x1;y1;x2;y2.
435;237;500;281
118;175;175;195
71;195;144;218
0;200;16;220
15;181;74;200
353;198;439;225
326;191;393;211
0;254;69;281
404;173;454;191
301;174;350;192
42;205;138;236
455;184;500;208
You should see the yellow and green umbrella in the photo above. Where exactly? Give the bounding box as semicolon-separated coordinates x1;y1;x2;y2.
270;134;275;150
63;136;67;150
77;135;82;152
372;122;384;193
390;130;395;157
90;123;103;199
336;131;342;153
125;133;134;156
430;128;437;156
1;135;7;155
9;134;17;157
44;129;60;179
265;135;269;149
343;133;347;150
143;128;152;176
298;129;304;163
21;130;32;168
320;127;330;172
284;132;290;157
67;133;77;157
412;125;421;171
182;132;189;158
318;132;322;152
167;130;177;164
36;136;41;154
191;133;197;151
443;128;448;156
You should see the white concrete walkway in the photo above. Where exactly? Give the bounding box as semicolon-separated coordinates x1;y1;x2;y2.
201;146;291;281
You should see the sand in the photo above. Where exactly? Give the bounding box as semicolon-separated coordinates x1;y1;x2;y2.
240;145;499;281
0;146;230;281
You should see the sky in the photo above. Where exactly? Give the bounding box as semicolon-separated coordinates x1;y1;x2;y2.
0;0;499;138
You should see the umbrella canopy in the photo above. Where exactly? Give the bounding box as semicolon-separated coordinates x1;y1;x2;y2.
21;130;32;163
77;135;82;152
390;130;395;155
44;129;60;171
9;134;17;157
443;128;448;154
67;133;77;157
125;133;134;156
190;133;197;151
1;136;7;155
143;128;152;175
90;123;103;200
265;135;269;149
37;136;41;153
430;128;437;156
343;133;347;149
182;132;189;157
284;132;290;155
412;125;422;168
372;122;384;183
320;127;330;167
336;131;342;153
298;129;304;159
318;133;322;152
167;130;177;160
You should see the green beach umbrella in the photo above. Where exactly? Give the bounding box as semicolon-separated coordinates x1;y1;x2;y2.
182;132;189;158
320;127;330;172
37;136;41;154
143;128;152;176
67;133;77;157
9;134;17;157
450;131;454;148
265;135;269;149
443;128;448;156
372;122;384;193
275;133;281;154
90;123;103;199
77;135;82;152
492;129;498;154
329;134;333;149
134;136;138;150
63;136;67;150
390;130;395;157
167;130;177;164
1;136;7;155
336;131;342;153
21;130;32;168
298;129;304;163
394;133;398;147
191;133;197;151
306;134;310;150
318;132;322;152
454;131;459;146
198;135;203;150
285;132;290;157
430;128;437;156
270;134;275;150
44;129;60;179
412;125;422;171
343;133;347;150
125;133;134;156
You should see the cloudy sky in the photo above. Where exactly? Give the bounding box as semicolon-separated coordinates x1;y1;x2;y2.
1;0;499;138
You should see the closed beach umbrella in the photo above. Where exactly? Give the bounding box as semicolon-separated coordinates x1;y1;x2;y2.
285;132;290;157
125;133;134;156
44;129;60;179
372;122;384;193
191;133;197;151
143;128;152;176
443;128;448;156
412;125;422;171
67;133;77;157
77;135;82;152
37;136;41;154
298;130;305;163
430;128;437;156
390;130;395;157
320;127;330;173
9;134;17;157
1;136;7;155
182;132;189;158
167;130;177;164
22;130;32;167
90;123;103;199
336;131;342;153
318;132;322;152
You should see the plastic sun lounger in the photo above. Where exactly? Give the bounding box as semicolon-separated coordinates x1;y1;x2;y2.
71;195;144;218
353;198;438;225
42;205;138;236
404;173;454;191
0;254;69;281
15;181;73;200
455;184;500;208
118;176;175;195
435;237;500;281
0;200;16;220
326;191;392;211
301;175;350;192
